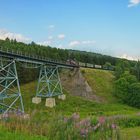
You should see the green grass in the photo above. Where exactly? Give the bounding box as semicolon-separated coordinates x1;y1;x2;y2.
0;126;47;140
19;80;139;119
121;127;140;140
81;68;116;103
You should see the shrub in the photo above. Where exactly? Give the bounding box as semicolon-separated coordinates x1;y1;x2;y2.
114;71;140;108
115;116;140;128
129;83;140;108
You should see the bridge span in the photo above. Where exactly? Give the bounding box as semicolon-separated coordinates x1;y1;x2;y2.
0;49;78;115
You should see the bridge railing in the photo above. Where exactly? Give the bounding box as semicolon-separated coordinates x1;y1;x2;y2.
0;46;67;65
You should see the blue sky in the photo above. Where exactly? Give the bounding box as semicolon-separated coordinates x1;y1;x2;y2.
0;0;140;60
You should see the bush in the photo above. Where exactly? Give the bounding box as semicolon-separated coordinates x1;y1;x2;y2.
129;83;140;108
116;116;140;128
114;77;129;101
114;71;140;108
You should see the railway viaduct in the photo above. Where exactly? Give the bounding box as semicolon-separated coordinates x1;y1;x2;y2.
0;49;78;115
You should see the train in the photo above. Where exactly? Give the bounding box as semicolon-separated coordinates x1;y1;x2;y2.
66;59;115;71
66;59;78;66
79;62;115;71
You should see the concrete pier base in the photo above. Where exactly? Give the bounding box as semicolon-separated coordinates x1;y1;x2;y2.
45;98;56;108
32;97;41;104
58;94;66;100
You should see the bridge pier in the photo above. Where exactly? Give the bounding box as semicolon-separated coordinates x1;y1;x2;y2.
0;59;24;114
33;65;64;107
45;98;56;108
32;97;41;104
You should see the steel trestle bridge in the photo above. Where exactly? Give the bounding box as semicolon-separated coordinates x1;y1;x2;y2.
0;49;78;114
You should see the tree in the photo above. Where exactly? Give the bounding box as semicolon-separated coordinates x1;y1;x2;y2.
115;60;131;79
103;62;112;70
135;60;140;81
114;71;139;107
30;41;36;46
114;77;129;101
129;83;140;108
5;37;10;42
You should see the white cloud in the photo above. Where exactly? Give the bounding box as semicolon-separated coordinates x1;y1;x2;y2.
37;40;52;46
57;34;66;39
128;0;140;7
0;29;30;42
69;40;96;47
119;53;138;60
69;41;80;47
81;40;96;45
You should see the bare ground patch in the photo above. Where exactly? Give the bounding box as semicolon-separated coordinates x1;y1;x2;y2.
60;68;101;102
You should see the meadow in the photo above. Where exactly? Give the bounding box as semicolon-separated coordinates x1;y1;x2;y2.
0;68;140;139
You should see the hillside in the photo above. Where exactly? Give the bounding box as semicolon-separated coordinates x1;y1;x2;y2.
14;68;140;117
81;68;116;103
0;68;140;139
61;68;117;103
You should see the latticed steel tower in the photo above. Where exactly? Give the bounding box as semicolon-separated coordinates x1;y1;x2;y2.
0;59;24;114
36;65;63;97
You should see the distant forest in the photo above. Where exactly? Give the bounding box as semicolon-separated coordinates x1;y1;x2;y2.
0;38;121;65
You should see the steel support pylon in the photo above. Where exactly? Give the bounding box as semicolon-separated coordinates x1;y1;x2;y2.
36;65;63;97
0;59;24;114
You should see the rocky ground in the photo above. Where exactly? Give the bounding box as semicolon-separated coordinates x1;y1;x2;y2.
60;68;101;102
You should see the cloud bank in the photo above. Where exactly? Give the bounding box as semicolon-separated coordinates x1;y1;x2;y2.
119;53;138;60
69;40;96;47
128;0;140;7
0;29;30;42
37;40;52;46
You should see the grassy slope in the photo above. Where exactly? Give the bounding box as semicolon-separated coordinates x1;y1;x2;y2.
81;68;116;103
20;78;138;119
121;127;140;140
0;126;47;140
0;68;140;139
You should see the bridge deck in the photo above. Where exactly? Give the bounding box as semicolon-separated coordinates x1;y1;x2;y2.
0;50;79;68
